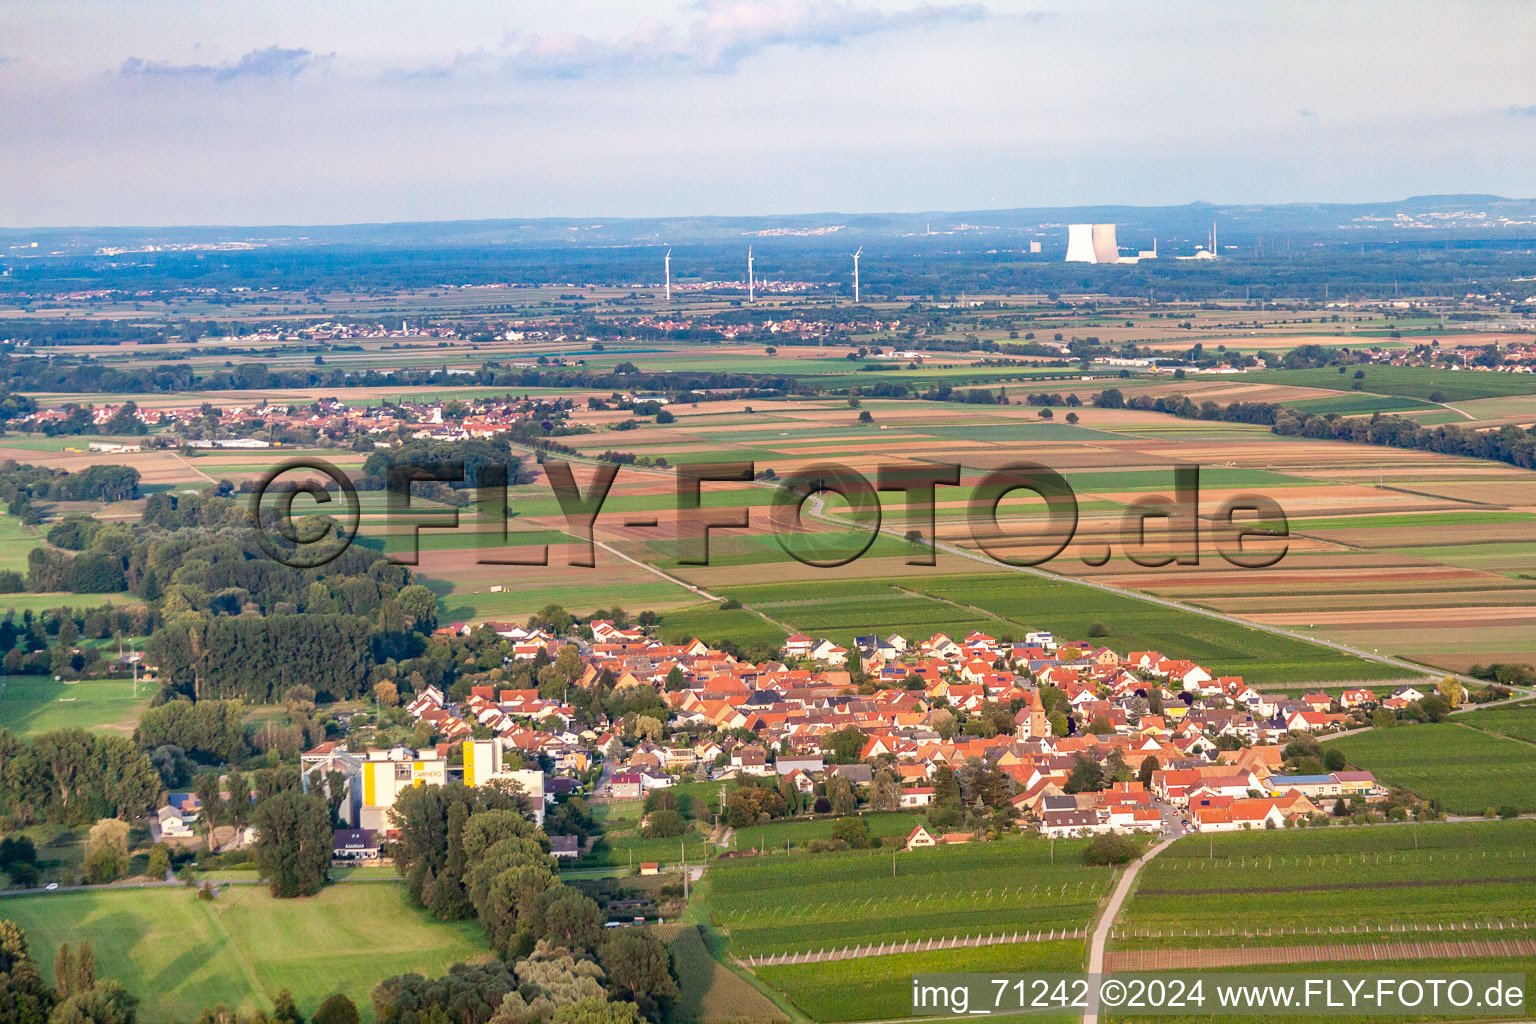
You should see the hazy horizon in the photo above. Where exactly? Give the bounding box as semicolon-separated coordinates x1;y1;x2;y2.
4;0;1535;227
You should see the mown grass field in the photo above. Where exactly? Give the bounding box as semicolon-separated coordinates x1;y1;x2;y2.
702;837;1113;959
1114;821;1536;950
1336;723;1536;814
0;676;149;736
0;513;42;573
0;884;487;1021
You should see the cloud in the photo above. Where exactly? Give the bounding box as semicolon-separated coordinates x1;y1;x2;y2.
1508;104;1536;116
502;0;989;78
118;45;321;81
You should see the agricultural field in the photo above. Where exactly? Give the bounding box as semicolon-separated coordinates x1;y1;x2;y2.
656;924;790;1024
1336;724;1536;814
1455;700;1536;744
1113;821;1536;950
701;837;1112;959
755;941;1084;1023
1101;957;1534;1024
1242;366;1536;402
717;573;1393;684
0;676;150;736
0;884;487;1021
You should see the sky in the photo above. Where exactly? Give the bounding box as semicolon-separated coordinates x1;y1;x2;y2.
2;0;1535;226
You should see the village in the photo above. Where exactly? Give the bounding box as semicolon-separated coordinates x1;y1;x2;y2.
229;609;1492;874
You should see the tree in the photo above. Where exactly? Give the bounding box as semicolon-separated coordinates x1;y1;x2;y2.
311;995;360;1024
641;810;686;838
271;991;304;1024
373;681;398;708
1419;693;1452;722
146;844;171;880
1136;755;1160;789
45;980;137;1024
532;888;606;953
1084;715;1114;736
1065;412;1079;424
857;410;873;423
1082;833;1140;865
194;772;225;852
84;820;130;884
1064;754;1103;794
551;998;641;1024
868;770;900;812
1323;747;1347;772
598;931;677;1020
149;746;193;790
1436;676;1465;708
820;727;865;764
488;943;606;1024
829;816;869;849
53;943;95;1000
251;790;332;897
0;919;55;1024
95;737;159;821
827;775;856;815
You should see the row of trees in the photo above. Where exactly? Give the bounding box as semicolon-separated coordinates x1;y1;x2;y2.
1092;388;1536;471
0;727;160;827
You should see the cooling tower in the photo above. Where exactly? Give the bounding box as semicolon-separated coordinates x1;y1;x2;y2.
1091;223;1120;264
1065;224;1096;262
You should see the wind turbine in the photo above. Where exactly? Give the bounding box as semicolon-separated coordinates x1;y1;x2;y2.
664;249;671;304
747;247;755;303
851;246;862;304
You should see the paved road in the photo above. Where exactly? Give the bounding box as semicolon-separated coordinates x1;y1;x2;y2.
1082;837;1174;1024
1318;688;1535;744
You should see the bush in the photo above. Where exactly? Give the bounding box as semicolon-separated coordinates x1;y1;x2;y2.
1086;621;1108;638
642;809;688;838
719;598;741;611
1498;805;1520;819
1082;833;1141;865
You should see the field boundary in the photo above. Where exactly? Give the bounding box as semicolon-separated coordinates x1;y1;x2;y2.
736;927;1087;966
1106;937;1536;971
1113;918;1535;940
